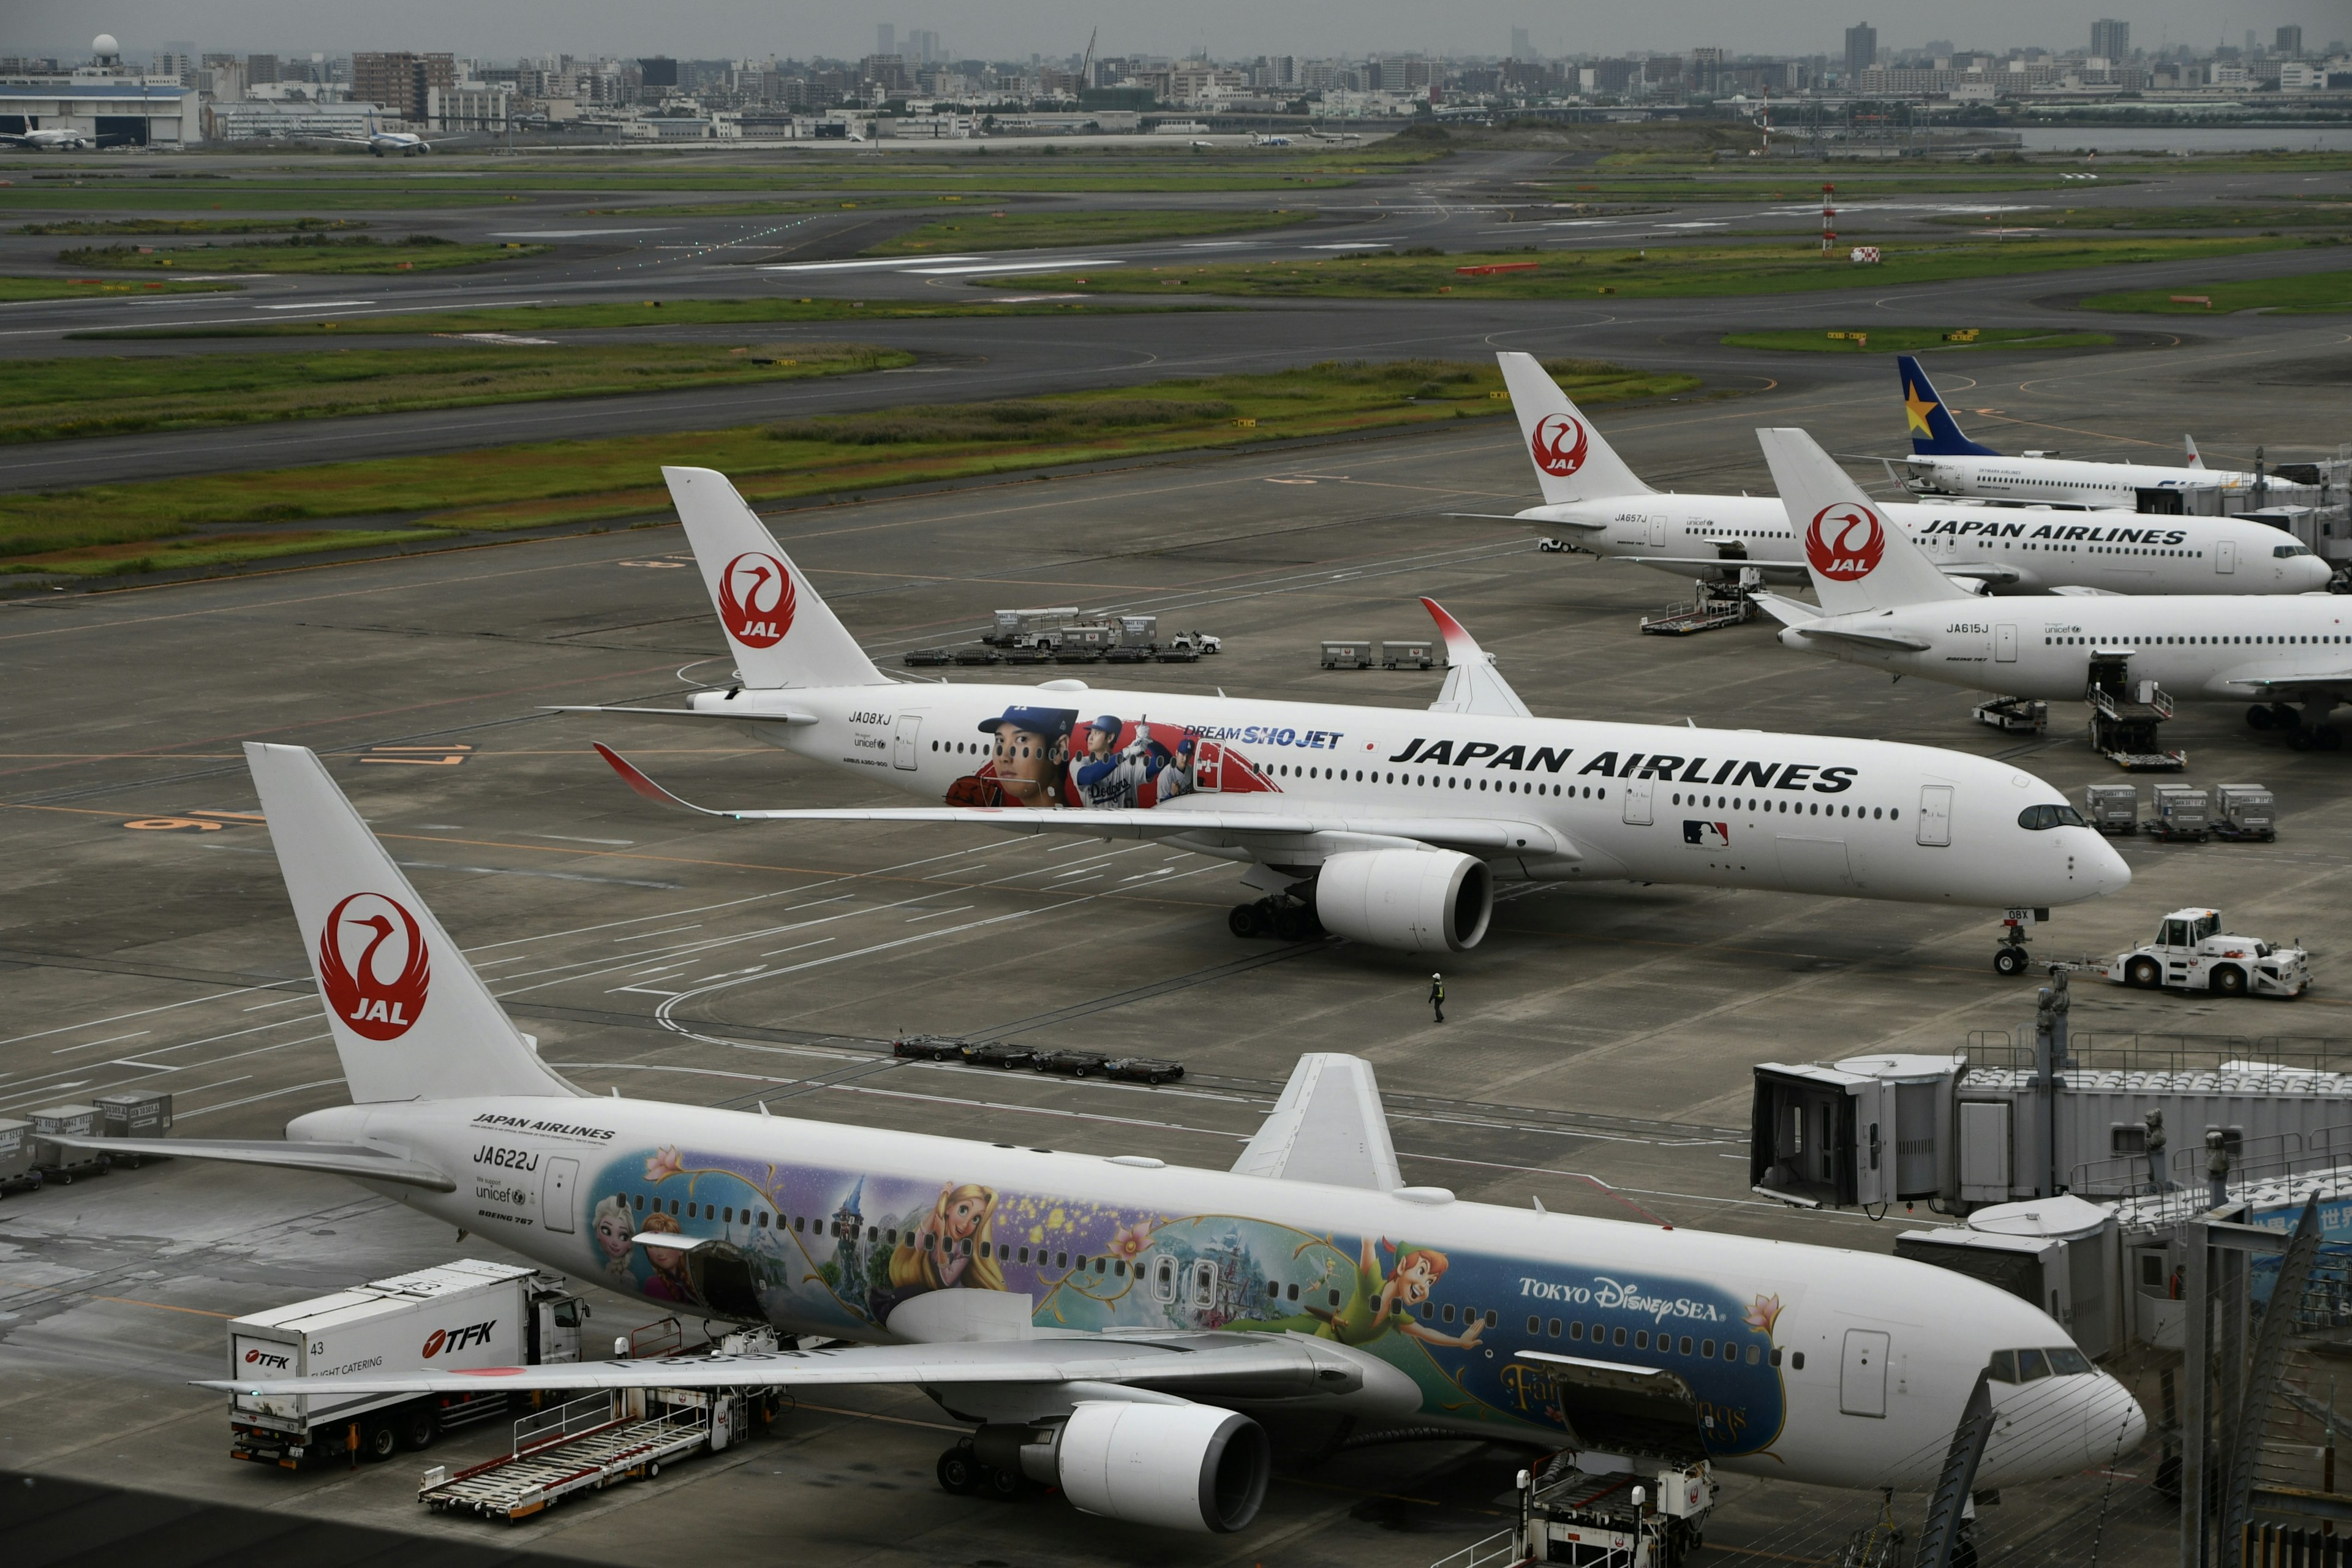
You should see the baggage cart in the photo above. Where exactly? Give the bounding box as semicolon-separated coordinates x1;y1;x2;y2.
2212;783;2277;842
1381;639;1436;670
28;1104;108;1184
1320;639;1374;670
2147;783;2210;842
0;1118;38;1196
2081;783;2139;837
96;1090;172;1167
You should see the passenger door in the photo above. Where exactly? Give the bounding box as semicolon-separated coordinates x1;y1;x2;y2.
1648;516;1668;549
542;1156;579;1234
1840;1329;1891;1417
892;713;924;771
1996;624;2018;663
2217;539;2236;575
1916;785;1953;847
1622;776;1654;826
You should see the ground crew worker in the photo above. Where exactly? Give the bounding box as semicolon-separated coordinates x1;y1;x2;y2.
1428;973;1444;1023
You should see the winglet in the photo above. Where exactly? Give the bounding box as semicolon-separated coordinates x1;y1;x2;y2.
1420;598;1532;719
593;742;721;815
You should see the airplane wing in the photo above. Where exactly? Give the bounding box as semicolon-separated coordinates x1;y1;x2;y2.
594;745;1570;858
2228;673;2352;698
1419;598;1532;719
39;1136;455;1191
202;1328;1372;1402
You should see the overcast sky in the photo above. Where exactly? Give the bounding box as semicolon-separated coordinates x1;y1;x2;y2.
12;0;2345;62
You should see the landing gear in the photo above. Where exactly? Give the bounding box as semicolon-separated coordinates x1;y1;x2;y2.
1229;897;1322;943
1994;946;2029;978
1994;908;2042;977
936;1441;1035;1502
2253;701;2343;750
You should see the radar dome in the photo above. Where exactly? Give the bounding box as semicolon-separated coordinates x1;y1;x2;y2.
92;32;119;55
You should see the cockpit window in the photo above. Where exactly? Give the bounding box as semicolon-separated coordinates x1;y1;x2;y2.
2016;1348;2051;1381
2046;1347;2094;1376
2018;804;2087;832
1990;1346;2092;1382
1988;1349;2017;1383
2274;544;2312;559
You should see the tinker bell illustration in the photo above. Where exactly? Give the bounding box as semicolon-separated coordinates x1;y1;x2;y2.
1250;1237;1484;1350
889;1181;1006;1293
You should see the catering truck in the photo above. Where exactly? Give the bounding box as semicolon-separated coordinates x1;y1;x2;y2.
227;1259;586;1467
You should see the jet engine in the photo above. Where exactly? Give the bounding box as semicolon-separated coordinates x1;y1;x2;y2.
1006;1401;1270;1532
1313;848;1493;952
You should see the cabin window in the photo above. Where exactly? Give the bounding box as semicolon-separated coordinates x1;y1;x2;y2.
633;1194;644;1212
1635;1330;1649;1350
1749;1346;1762;1365
1528;1315;1542;1334
1055;1251;1068;1268
1700;1340;1715;1357
1549;1318;1562;1338
668;1199;679;1216
1019;1246;1031;1264
1442;1305;1457;1323
1792;1352;1805;1371
1328;1289;1341;1308
1421;1302;1434;1319
757;1211;769;1228
1485;1310;1498;1328
1093;1256;1107;1274
1287;1283;1298;1301
1613;1327;1627;1347
793;1215;805;1232
977;1241;991;1259
722;1207;733;1223
1570;1321;1585;1341
1679;1336;1694;1355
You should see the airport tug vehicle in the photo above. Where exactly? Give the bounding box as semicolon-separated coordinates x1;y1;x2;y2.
2098;908;2309;998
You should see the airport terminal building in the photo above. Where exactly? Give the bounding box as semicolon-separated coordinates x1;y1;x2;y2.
0;77;202;146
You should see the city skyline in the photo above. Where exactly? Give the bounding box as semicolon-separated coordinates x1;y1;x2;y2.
6;0;2343;65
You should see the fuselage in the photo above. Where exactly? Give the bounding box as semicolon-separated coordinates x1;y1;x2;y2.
1781;594;2352;703
1907;454;2262;510
1521;494;2330;595
693;680;2127;909
292;1093;2143;1491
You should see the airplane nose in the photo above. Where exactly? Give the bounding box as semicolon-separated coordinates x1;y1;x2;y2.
2079;830;2132;899
2083;1372;2148;1464
2294;558;2337;592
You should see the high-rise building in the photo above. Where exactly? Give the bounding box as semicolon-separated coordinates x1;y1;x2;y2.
1510;26;1532;59
246;53;278;84
905;29;940;64
2275;25;2303;55
1844;23;1876;80
638;56;678;89
350;51;455;119
876;24;895;59
2089;19;2129;61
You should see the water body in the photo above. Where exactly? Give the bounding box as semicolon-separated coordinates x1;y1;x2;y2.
2016;125;2352;154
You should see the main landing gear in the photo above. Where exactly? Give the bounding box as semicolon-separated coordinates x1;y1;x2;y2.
937;1440;1039;1502
2246;703;2344;752
1229;896;1324;942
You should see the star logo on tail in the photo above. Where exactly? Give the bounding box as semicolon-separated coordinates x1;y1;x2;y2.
1902;382;1939;436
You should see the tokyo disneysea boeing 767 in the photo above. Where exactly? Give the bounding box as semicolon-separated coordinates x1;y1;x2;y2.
557;467;2129;964
70;743;2146;1533
1469;353;2328;596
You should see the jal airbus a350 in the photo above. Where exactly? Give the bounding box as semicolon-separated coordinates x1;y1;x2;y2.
70;743;2145;1532
559;467;2127;959
1463;354;2328;596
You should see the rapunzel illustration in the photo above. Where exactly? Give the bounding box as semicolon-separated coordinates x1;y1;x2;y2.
889;1181;1005;1293
1246;1237;1485;1350
592;1194;636;1284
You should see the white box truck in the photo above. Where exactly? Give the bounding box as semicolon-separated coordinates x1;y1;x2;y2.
227;1259;586;1468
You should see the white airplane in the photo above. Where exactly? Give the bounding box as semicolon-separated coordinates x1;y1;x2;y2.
1470;354;2331;597
552;469;2126;970
1251;133;1293;147
0;126;99;151
1896;355;2277;509
72;742;2144;1529
1755;427;2352;747
323;110;431;157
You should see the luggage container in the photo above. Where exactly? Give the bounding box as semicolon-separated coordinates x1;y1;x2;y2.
1381;639;1436;670
96;1090;172;1167
0;1118;37;1196
989;607;1080;646
2213;783;2277;842
1321;639;1374;670
2081;782;2139;837
2147;783;2210;842
226;1259;586;1469
27;1104;107;1184
1115;614;1159;649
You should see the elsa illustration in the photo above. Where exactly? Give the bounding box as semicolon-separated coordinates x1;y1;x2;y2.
889;1181;1005;1293
592;1195;636;1284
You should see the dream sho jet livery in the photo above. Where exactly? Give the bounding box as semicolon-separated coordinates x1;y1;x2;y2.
1754;428;2352;746
560;467;2128;959
1894;353;2286;511
1468;353;2329;596
79;743;2146;1532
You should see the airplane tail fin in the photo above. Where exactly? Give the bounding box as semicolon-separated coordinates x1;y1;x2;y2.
2184;435;2205;470
1896;355;2002;456
1495;352;1654;505
1757;428;1972;618
663;466;889;690
245;743;579;1104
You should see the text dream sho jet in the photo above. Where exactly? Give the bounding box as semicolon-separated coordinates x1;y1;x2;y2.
563;467;2127;964
1469;353;2328;597
68;742;2144;1533
1754;428;2352;749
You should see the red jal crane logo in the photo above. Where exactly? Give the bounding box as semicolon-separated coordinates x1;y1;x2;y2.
1530;413;1589;477
318;892;430;1041
1804;504;1887;581
717;551;795;649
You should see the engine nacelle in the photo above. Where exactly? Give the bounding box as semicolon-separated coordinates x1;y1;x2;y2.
1313;848;1493;952
1049;1401;1270;1533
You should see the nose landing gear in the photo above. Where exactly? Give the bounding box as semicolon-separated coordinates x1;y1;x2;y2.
1994;908;2048;976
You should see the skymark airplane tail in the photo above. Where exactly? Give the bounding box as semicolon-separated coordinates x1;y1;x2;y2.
1496;352;1655;505
1757;428;1972;619
1896;355;2002;457
664;466;889;690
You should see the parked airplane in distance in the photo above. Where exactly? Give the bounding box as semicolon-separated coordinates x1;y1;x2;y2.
1895;354;2280;510
560;467;2127;963
1251;133;1293;146
321;111;431;157
1755;427;2352;748
0;126;99;150
77;742;2144;1531
1469;353;2330;596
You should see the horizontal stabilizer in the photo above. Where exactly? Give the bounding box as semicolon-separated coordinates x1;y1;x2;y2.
1618;555;1811;582
543;705;818;726
1232;1054;1401;1191
40;1136;454;1192
1440;511;1606;532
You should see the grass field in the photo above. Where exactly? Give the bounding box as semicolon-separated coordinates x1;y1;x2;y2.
996;236;2315;300
15;216;375;236
0;276;234;301
0;341;910;444
2076;270;2352;314
1;356;1695;576
1533;175;2142;200
862;207;1316;255
1720;327;2117;353
72;296;1188;340
56;234;549;273
1929;205;2352;230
